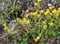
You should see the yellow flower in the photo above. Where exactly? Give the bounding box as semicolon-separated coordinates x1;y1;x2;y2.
43;25;47;29
30;12;37;16
42;21;46;24
16;18;20;21
26;9;29;12
49;22;54;26
49;6;55;10
44;9;50;15
22;18;30;24
52;9;57;14
4;27;7;31
55;12;59;17
52;9;59;17
58;7;60;12
3;23;6;27
23;18;27;23
49;13;52;16
37;36;40;40
16;18;22;23
26;19;30;24
34;36;40;42
34;2;39;6
7;29;13;34
34;38;38;42
14;20;16;22
37;0;41;3
33;12;37;15
40;9;44;13
30;12;33;15
36;14;41;18
59;21;60;25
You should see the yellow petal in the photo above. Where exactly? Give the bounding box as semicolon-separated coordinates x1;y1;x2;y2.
52;9;57;14
49;22;54;26
37;14;41;18
26;19;30;24
34;38;38;42
37;0;41;3
43;25;47;29
23;18;27;23
36;36;40;40
40;10;44;13
34;2;38;6
7;29;13;34
3;23;6;27
49;6;55;10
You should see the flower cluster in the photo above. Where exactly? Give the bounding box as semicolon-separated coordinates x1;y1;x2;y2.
16;17;30;25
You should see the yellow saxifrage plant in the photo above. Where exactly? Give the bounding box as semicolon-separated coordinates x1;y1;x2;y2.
2;0;60;44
